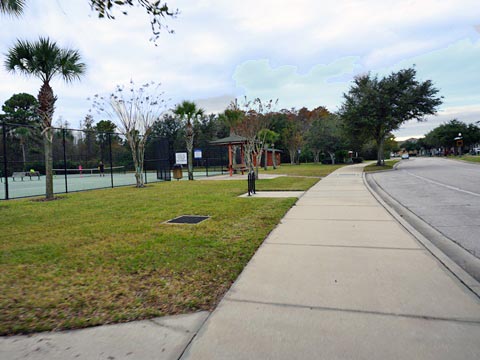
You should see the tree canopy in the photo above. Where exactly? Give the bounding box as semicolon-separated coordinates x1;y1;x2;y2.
1;92;39;126
306;114;344;164
340;68;442;165
424;119;480;148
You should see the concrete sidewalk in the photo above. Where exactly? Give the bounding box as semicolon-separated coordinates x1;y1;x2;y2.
181;164;480;359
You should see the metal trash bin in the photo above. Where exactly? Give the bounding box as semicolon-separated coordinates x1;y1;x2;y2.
173;164;183;180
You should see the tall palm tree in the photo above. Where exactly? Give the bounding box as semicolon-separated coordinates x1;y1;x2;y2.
173;101;204;180
0;0;25;15
5;37;85;199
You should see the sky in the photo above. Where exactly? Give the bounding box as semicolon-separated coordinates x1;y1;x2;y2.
0;0;479;140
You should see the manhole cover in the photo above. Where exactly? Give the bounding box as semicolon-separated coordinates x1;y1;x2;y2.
166;215;210;224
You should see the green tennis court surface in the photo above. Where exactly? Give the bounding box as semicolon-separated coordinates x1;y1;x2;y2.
1;170;224;199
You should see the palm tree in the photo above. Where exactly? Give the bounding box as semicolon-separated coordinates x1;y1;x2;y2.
173;101;204;180
0;0;25;15
219;103;244;170
5;37;85;199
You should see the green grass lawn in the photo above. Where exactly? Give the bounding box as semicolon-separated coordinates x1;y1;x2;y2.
0;176;320;335
456;155;480;163
363;159;400;172
259;163;346;177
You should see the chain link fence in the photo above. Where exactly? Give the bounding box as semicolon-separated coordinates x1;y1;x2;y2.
1;122;229;200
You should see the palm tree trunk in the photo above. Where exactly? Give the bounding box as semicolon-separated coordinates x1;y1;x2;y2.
44;130;53;199
38;81;56;200
186;121;194;180
21;140;26;171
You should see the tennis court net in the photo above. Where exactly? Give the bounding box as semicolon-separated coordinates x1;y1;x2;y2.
53;166;126;177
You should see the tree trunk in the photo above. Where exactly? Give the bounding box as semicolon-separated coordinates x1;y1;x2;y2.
38;81;56;200
244;141;255;173
255;152;262;179
313;150;320;163
289;148;296;164
137;139;146;187
328;152;335;165
21;141;26;172
125;131;148;188
186;121;194;181
272;148;276;169
376;138;385;166
263;145;268;171
44;131;53;199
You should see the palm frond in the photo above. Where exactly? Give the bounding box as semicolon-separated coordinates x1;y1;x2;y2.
0;0;25;16
4;36;85;84
58;49;86;83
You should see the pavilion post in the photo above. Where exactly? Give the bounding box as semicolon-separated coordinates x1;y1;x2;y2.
228;143;233;176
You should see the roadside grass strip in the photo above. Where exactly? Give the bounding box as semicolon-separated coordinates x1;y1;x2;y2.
363;159;400;172
259;163;346;177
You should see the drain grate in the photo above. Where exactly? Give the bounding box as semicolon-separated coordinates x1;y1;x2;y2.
166;215;210;224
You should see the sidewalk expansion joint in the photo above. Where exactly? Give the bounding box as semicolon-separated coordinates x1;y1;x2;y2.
225;298;480;326
264;243;424;251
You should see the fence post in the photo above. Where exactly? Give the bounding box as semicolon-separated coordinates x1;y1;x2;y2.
2;122;9;200
108;133;114;188
62;128;68;193
205;149;209;177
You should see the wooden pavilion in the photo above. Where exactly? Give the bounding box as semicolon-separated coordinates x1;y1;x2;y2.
210;135;282;176
209;135;248;176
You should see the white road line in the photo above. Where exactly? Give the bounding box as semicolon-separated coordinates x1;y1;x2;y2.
405;171;480;197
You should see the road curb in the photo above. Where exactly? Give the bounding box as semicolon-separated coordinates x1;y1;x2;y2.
363;172;480;299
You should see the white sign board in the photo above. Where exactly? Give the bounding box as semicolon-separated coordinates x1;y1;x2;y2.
194;149;202;159
175;152;188;165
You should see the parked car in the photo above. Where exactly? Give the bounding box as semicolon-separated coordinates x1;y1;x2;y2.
401;153;410;159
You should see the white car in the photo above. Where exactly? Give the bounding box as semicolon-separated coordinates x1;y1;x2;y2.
401;153;409;159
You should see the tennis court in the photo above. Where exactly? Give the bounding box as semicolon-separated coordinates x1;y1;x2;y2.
1;168;225;199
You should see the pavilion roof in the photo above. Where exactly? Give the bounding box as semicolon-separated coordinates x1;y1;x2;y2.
209;134;248;146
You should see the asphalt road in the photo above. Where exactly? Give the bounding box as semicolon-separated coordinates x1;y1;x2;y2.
370;157;480;259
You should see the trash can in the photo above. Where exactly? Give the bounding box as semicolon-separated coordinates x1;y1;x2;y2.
173;164;183;180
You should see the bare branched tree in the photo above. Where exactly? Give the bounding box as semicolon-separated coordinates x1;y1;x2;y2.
235;97;277;178
92;80;168;187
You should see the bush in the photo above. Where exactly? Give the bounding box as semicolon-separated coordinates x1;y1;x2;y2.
352;157;364;163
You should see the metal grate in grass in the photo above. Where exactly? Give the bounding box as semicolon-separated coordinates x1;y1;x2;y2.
166;215;210;224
